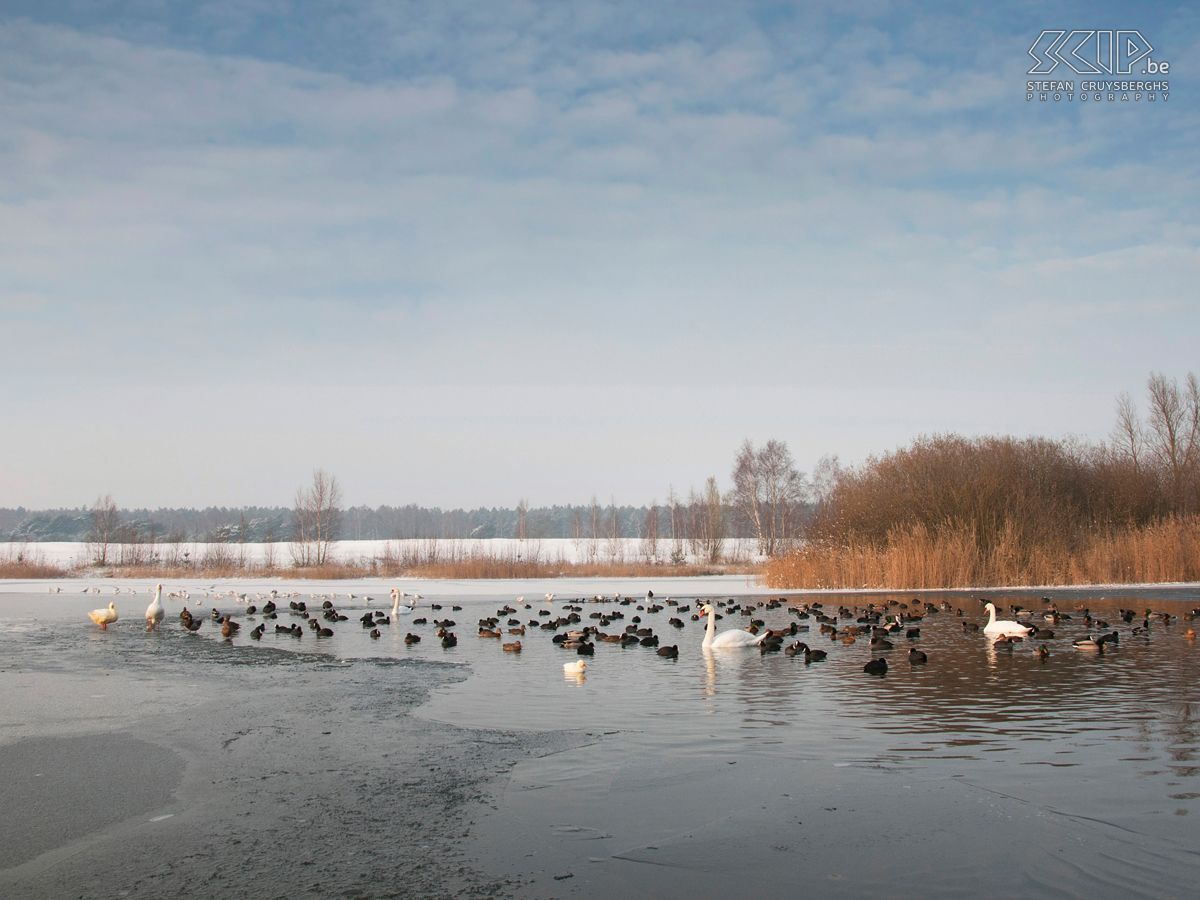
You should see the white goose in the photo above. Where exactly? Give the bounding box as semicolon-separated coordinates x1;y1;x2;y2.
88;602;118;630
983;602;1033;639
700;604;770;648
145;584;165;630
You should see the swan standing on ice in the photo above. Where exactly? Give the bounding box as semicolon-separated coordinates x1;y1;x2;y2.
145;584;165;630
700;604;769;648
88;602;118;630
982;602;1033;639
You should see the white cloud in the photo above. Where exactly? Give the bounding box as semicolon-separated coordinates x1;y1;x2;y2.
0;5;1196;505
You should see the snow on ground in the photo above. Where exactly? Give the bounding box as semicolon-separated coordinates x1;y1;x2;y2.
1;538;763;569
0;574;770;598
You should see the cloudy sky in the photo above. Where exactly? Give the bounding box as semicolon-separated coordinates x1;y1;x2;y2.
1;1;1197;509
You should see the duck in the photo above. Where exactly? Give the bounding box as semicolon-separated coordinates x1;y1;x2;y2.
863;658;888;675
221;619;235;641
145;584;165;630
656;645;679;658
700;604;770;649
88;602;119;630
1073;635;1103;651
404;633;421;644
502;641;522;652
369;629;380;639
908;649;927;664
983;602;1033;638
563;660;587;674
250;624;264;640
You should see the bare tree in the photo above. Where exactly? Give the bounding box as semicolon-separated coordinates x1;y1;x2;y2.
810;454;843;508
516;498;529;543
263;523;278;570
588;495;600;563
571;506;583;557
290;469;343;566
1145;372;1200;512
606;496;623;562
89;494;119;565
702;476;725;564
643;500;660;563
666;484;686;565
730;439;806;556
1110;391;1145;473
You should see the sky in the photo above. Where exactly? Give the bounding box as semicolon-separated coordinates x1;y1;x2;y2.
1;1;1197;510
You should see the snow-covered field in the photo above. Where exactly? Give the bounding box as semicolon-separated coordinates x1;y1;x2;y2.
1;537;763;570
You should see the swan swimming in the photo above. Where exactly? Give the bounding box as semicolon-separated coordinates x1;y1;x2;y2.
390;589;415;617
983;602;1033;638
700;604;769;648
145;584;165;630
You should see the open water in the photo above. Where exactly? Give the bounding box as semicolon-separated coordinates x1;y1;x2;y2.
2;581;1198;898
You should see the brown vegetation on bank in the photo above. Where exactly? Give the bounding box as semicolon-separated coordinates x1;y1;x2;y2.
0;559;68;579
765;515;1200;589
767;372;1200;590
54;545;758;581
0;544;68;579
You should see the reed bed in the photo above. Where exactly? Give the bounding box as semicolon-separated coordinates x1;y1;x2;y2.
764;516;1200;590
0;544;68;579
64;541;758;581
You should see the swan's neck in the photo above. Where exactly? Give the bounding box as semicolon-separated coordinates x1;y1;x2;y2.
703;608;716;646
986;605;996;626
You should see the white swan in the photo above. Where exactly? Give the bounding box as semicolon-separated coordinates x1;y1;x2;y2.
700;604;769;648
983;602;1033;638
145;584;165;630
390;589;414;617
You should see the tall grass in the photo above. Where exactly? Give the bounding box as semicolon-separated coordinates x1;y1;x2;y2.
765;515;1200;589
79;540;758;580
0;543;67;579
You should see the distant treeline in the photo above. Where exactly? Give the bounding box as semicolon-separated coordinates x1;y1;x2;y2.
0;502;765;543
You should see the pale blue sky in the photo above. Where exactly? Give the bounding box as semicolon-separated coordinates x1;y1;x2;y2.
1;1;1197;508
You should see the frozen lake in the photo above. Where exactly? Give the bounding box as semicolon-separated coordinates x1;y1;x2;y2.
2;577;1199;898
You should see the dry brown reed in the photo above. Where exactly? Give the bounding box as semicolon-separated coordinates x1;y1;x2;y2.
91;542;758;581
765;515;1200;589
0;560;69;578
0;544;68;579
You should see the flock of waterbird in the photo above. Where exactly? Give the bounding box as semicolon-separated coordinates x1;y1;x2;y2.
82;584;1197;675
